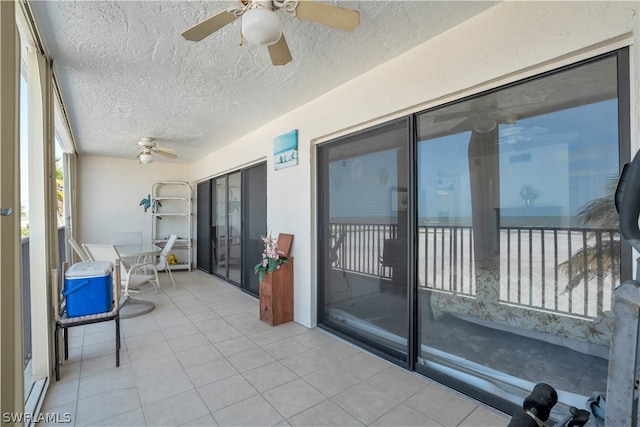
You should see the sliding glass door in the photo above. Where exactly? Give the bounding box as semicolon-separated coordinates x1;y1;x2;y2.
227;172;242;284
197;163;266;295
242;163;267;295
212;176;228;278
317;50;629;415
196;179;212;273
318;119;411;364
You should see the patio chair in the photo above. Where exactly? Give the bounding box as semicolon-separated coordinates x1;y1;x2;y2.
378;238;407;294
378;238;404;276
68;237;90;262
156;234;178;289
83;243;160;296
52;260;126;381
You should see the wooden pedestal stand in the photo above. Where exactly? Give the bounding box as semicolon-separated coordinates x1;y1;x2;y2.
259;257;293;326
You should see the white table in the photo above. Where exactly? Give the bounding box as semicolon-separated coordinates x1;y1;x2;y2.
115;243;161;318
115;243;161;259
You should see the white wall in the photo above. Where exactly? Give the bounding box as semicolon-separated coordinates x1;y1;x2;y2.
190;1;637;327
77;155;191;244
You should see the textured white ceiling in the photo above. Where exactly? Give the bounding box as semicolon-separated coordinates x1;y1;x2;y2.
28;1;497;163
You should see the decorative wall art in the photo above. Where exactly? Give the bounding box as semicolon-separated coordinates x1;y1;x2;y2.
274;129;298;170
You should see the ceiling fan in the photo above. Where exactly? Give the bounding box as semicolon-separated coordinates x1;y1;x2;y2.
433;99;518;134
181;0;360;66
136;137;177;164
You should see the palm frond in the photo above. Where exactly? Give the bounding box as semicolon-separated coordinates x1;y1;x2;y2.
575;177;619;229
558;175;621;293
558;240;620;294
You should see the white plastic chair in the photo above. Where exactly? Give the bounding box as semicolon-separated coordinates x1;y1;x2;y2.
68;237;90;262
83;243;160;296
155;234;178;288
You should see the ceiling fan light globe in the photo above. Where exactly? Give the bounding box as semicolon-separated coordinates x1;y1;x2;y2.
242;8;282;46
473;118;497;133
139;153;154;164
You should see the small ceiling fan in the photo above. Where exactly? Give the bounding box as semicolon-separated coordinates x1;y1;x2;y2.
136;137;177;164
181;0;360;66
433;99;518;134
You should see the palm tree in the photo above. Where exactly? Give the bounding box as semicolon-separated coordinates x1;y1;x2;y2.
55;157;64;227
21;204;29;237
558;176;620;294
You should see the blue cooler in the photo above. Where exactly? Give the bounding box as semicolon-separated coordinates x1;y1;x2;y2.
64;261;113;317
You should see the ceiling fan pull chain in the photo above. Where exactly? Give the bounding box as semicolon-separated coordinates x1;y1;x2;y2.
228;6;246;18
278;0;299;16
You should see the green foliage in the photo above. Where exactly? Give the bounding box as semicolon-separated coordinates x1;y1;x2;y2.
20;205;28;237
254;234;289;282
55;157;64;227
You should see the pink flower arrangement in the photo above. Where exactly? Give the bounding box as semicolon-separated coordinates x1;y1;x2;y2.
254;234;289;282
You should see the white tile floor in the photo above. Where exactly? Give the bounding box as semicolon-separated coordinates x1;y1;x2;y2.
40;270;509;426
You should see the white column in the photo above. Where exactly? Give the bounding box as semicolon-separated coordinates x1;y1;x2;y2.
27;47;57;382
0;0;24;419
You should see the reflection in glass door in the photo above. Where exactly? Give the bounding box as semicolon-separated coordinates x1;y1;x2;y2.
415;54;624;415
318;119;410;364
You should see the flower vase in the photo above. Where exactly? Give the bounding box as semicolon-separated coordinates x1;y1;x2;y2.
259;257;294;326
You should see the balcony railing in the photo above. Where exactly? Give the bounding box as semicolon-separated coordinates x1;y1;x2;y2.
330;223;398;277
329;222;619;319
499;226;618;318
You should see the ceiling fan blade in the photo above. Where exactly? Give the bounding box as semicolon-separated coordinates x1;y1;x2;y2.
155;146;176;153
155;151;178;159
182;10;238;42
268;35;292;66
433;98;501;123
433;110;474;123
295;1;360;32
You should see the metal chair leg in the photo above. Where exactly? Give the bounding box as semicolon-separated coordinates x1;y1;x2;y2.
63;327;69;360
54;323;60;381
115;315;120;367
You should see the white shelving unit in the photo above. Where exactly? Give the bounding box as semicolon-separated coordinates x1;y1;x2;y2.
151;181;192;271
